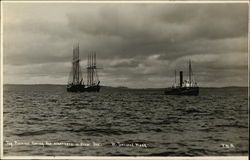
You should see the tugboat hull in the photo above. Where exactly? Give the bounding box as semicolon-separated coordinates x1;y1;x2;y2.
164;87;199;96
67;85;100;92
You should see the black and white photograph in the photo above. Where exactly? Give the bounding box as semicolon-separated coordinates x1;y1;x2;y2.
1;1;249;158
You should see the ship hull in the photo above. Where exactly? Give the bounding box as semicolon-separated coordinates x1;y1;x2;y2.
67;85;100;92
164;87;199;96
85;85;101;92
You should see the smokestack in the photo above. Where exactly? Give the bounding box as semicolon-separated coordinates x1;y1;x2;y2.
180;71;183;87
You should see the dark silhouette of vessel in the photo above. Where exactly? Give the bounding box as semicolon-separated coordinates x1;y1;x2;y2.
67;44;100;92
164;60;199;96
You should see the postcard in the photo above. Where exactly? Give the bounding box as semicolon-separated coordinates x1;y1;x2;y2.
1;1;248;159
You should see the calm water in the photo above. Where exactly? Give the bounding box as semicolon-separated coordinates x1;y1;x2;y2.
3;85;248;156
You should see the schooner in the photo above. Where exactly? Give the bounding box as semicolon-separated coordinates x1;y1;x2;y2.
67;44;100;92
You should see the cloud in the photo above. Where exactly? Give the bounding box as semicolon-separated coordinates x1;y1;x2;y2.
3;3;248;87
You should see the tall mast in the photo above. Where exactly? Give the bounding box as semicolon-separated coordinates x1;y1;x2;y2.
90;53;91;86
94;52;96;67
86;51;99;87
88;54;90;86
189;59;191;83
78;43;80;84
94;52;96;84
76;44;79;84
89;53;91;86
73;45;78;85
69;43;83;85
72;46;75;84
87;54;89;86
175;69;176;85
91;53;93;86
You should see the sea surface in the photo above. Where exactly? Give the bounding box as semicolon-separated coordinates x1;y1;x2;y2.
3;85;249;156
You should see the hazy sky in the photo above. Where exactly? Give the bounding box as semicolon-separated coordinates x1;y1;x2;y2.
3;2;248;88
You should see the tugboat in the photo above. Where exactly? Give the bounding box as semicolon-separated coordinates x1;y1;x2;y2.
67;44;100;92
164;60;199;96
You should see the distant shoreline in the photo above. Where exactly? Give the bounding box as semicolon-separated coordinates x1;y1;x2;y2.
2;84;248;90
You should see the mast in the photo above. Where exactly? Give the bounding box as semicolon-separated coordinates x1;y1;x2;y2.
91;53;93;86
189;59;191;84
87;54;89;86
94;52;97;84
68;43;84;86
77;44;80;84
76;44;79;84
94;52;96;68
72;44;80;85
175;69;176;86
89;53;91;86
72;46;75;84
86;51;100;87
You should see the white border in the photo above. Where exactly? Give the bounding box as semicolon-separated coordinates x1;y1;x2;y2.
0;1;249;160
1;0;4;158
1;156;250;159
1;0;250;3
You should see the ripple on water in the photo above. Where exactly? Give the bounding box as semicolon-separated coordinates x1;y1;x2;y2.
3;85;248;156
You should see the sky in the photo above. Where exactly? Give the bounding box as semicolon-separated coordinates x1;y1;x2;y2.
2;2;248;88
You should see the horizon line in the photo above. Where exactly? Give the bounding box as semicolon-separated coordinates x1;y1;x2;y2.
2;83;248;89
